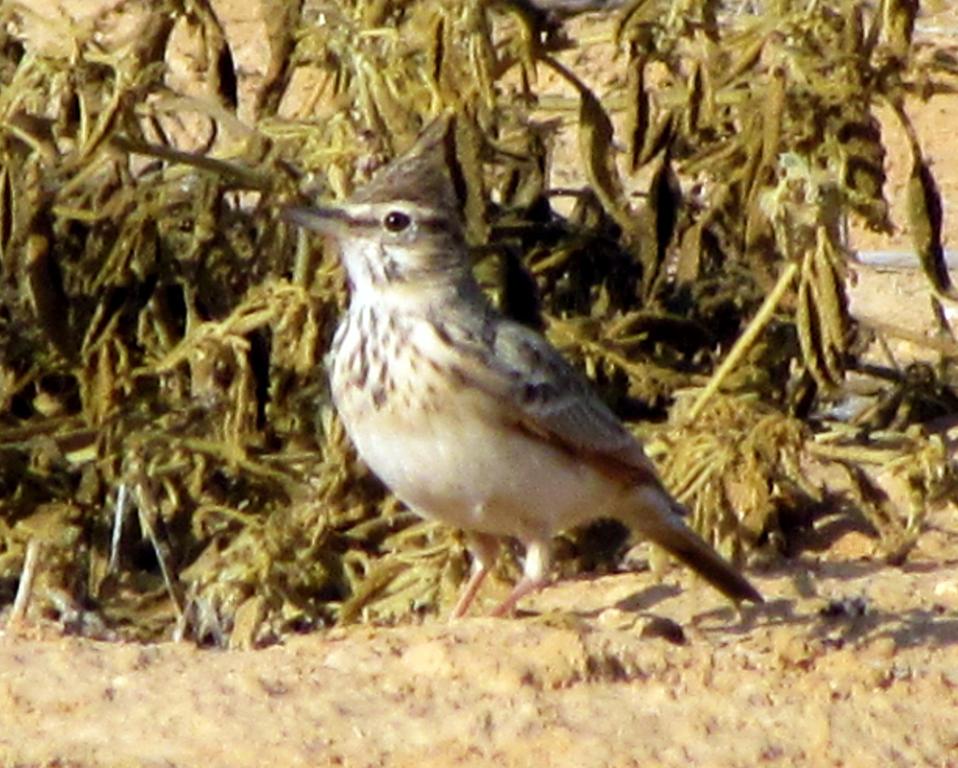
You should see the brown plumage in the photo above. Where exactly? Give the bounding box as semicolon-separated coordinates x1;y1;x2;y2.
286;114;762;616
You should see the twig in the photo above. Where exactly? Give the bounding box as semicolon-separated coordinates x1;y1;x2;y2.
687;262;799;421
8;539;42;627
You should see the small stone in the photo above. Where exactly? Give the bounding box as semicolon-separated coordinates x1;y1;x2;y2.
640;615;687;645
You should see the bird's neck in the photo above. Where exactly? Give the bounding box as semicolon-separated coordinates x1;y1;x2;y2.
347;269;480;317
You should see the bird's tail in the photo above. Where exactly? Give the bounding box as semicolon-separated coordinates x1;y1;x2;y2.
621;486;763;604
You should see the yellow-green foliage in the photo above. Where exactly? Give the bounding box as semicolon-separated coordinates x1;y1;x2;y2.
0;0;954;642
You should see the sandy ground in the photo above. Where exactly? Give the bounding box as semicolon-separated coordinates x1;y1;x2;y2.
1;506;957;767
3;4;958;768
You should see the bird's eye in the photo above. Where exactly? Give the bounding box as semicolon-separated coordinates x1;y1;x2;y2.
383;210;411;232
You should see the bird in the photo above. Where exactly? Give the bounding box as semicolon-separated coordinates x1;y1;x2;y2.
284;114;763;618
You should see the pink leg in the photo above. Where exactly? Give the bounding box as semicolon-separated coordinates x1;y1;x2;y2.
491;539;552;618
450;533;499;620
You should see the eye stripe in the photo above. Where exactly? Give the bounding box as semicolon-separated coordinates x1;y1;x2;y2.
340;214;449;233
344;215;383;228
416;216;449;232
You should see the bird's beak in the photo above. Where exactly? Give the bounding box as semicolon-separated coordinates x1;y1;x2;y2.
282;204;347;237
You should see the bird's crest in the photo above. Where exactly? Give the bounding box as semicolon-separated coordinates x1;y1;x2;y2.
352;113;464;216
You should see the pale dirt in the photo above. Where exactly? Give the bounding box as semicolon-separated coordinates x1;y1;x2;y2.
3;3;958;768
2;511;957;767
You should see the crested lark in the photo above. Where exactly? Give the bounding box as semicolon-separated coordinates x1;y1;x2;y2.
286;116;763;617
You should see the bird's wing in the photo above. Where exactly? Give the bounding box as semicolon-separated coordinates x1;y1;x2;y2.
446;312;662;487
440;310;765;605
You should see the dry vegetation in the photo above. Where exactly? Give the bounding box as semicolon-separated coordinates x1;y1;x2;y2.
0;1;957;762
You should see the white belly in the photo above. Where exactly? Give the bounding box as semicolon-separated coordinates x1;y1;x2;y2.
330;305;632;543
342;388;626;542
